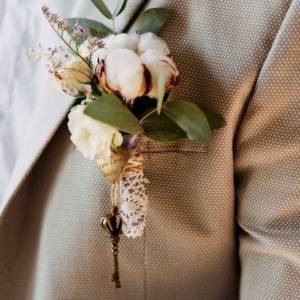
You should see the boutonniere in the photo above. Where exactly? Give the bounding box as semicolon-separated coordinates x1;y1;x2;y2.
28;0;225;288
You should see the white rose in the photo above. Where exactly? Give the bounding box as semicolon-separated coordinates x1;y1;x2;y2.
67;104;123;160
54;58;92;96
92;33;179;104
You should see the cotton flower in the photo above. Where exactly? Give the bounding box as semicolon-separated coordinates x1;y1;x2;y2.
92;32;179;104
67;104;123;160
54;58;92;96
97;49;147;100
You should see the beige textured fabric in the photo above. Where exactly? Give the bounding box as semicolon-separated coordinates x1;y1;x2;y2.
1;0;300;299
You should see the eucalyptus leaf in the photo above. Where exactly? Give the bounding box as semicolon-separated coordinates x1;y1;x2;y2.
142;111;186;142
202;108;226;130
129;8;170;35
113;0;128;17
157;73;166;115
90;0;113;19
67;18;112;39
84;94;144;134
89;27;112;38
163;100;212;143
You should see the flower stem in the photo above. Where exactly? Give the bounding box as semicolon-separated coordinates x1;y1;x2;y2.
48;21;90;66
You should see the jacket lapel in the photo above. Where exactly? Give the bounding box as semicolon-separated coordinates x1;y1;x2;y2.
0;0;146;218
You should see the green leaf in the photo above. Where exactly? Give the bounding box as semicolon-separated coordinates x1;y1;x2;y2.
84;94;144;134
163;100;212;143
90;0;113;19
157;73;166;115
113;0;128;17
142;111;187;142
67;18;112;38
202;108;226;130
129;8;170;35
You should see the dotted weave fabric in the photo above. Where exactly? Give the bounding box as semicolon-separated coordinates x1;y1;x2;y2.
0;0;300;299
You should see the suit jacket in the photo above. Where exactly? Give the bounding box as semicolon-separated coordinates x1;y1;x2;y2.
0;0;299;299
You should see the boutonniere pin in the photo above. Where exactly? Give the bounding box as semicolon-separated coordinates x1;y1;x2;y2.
28;0;225;288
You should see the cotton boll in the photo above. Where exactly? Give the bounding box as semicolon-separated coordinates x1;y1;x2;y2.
138;32;170;56
103;49;146;103
103;33;139;52
92;33;178;103
141;49;179;99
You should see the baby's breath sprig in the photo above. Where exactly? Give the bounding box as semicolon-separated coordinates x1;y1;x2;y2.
26;44;66;71
41;6;90;66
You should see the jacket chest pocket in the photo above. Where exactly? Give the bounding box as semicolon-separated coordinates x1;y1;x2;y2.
138;135;207;154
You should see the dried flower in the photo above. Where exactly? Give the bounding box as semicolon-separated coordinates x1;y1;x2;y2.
53;58;92;96
73;23;84;33
50;13;59;23
26;44;65;67
72;23;86;40
42;6;70;32
90;37;103;47
41;5;50;17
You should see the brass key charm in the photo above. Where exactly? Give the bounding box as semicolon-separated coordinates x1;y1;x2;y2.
101;206;122;288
